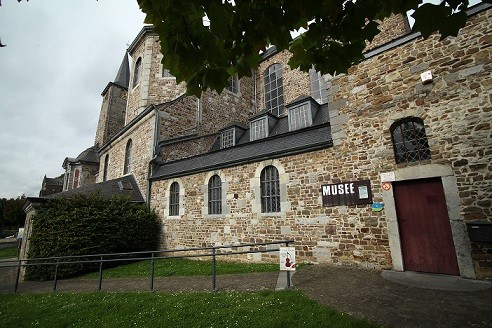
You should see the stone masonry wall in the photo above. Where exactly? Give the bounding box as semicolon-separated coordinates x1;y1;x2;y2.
150;8;491;277
94;84;127;148
127;33;186;123
98;112;156;198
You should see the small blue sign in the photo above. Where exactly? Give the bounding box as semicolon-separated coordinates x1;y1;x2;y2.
372;202;384;212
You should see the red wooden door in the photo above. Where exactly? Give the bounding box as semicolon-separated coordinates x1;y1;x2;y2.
394;178;459;275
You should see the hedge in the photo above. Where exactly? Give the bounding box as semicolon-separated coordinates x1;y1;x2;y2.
25;193;159;280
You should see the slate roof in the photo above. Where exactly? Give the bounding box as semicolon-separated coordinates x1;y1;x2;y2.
151;102;332;180
113;52;130;89
75;146;99;164
46;175;144;202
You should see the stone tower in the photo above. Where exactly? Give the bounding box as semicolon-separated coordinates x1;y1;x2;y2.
94;52;130;148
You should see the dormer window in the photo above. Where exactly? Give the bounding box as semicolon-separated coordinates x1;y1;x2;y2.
220;128;235;149
289;103;312;131
250;117;268;141
287;97;318;132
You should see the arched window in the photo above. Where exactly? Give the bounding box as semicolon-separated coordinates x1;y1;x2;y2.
260;166;280;213
208;175;222;215
123;139;132;174
264;63;284;116
391;117;431;164
169;182;180;216
133;57;142;87
103;154;109;182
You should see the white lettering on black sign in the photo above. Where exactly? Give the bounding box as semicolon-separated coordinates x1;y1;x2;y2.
321;180;372;206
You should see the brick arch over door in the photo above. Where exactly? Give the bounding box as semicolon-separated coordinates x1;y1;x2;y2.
381;164;475;278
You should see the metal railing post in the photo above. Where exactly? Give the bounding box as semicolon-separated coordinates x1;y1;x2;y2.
285;241;291;289
212;248;217;291
53;259;60;291
150;252;155;291
14;259;21;293
98;256;104;291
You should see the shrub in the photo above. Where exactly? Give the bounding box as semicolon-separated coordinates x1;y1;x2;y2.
25;193;159;280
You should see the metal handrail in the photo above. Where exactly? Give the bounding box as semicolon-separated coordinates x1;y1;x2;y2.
0;240;294;293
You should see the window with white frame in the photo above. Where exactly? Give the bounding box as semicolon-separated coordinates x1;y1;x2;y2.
208;175;222;215
250;117;268;141
227;75;239;94
309;68;328;104
169;182;180;216
220;128;235;149
264;63;284;116
288;102;312;131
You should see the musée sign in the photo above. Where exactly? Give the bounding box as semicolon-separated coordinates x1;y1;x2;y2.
321;180;372;206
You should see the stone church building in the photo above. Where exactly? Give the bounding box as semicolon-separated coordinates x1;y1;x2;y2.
24;3;491;279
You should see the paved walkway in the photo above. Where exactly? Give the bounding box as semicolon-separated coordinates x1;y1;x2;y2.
1;260;491;328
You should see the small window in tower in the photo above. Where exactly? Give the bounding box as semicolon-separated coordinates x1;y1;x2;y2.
133;57;142;88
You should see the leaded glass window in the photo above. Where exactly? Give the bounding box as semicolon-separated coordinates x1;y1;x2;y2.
261;166;280;213
169;182;180;216
264;63;284;116
208;175;222;215
309;68;328;104
391;117;431;164
250;117;268;141
227;75;239;94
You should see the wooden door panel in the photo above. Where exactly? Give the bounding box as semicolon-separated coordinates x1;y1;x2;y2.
394;178;459;275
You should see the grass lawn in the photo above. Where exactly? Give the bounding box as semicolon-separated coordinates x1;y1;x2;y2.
82;258;279;279
0;290;379;328
0;246;18;259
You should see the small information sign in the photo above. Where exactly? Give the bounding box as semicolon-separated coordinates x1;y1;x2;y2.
279;247;296;271
380;172;396;182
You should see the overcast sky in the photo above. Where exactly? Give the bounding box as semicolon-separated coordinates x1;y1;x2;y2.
0;0;146;199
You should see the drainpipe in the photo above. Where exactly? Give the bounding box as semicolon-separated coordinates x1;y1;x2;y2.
147;105;158;207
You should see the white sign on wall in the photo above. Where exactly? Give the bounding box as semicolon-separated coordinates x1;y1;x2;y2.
380;171;396;182
279;247;296;271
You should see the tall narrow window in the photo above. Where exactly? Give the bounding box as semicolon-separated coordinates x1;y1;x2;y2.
208;175;222;215
169;182;180;216
309;68;328;104
261;166;280;213
103;155;109;182
133;57;142;87
264;63;284;116
391;117;431;164
73;169;80;189
227;75;239;94
123;139;132;174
